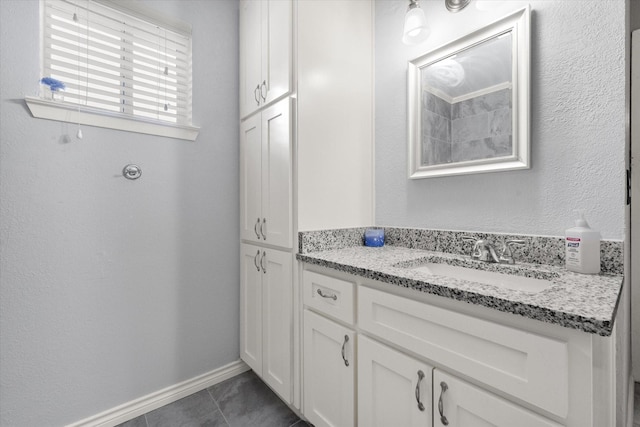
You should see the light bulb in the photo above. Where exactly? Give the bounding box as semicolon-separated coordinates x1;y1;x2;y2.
402;4;430;45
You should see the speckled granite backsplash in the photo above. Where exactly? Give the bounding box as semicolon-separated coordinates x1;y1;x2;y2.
299;227;623;275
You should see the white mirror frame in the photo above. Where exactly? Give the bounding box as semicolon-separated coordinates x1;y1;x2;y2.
408;6;530;179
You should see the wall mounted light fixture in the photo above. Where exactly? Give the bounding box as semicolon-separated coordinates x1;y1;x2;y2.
402;0;429;45
403;0;471;45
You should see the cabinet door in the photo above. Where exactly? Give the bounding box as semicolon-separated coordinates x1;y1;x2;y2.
239;0;262;119
261;99;292;248
262;248;293;402
240;114;263;244
262;0;292;106
433;370;562;427
303;310;355;427
240;243;263;374
358;335;432;427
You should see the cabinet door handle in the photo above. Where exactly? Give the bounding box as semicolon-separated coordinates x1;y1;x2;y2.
415;370;426;411
253;250;261;272
341;335;350;367
260;251;266;274
260;80;267;101
254;84;261;105
254;218;261;239
260;218;267;240
438;381;449;425
316;289;337;301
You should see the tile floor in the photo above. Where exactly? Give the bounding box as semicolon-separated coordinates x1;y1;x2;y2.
112;379;640;427
117;370;309;427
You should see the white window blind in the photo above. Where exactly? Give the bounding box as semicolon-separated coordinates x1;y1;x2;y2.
42;0;192;125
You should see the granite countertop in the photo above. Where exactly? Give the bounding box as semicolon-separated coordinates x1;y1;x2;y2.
296;246;624;336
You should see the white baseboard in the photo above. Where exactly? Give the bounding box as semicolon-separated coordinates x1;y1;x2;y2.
66;360;250;427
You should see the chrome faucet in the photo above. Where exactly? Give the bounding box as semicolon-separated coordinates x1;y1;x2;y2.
462;237;526;264
498;239;526;264
463;238;500;262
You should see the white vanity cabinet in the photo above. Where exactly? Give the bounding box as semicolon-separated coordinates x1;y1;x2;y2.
302;270;356;427
239;0;292;119
240;98;292;249
299;265;614;427
358;335;433;427
240;243;293;402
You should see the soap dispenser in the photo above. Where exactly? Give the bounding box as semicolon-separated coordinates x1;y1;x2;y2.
565;211;601;274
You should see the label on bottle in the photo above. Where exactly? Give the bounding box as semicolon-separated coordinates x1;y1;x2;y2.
566;237;581;267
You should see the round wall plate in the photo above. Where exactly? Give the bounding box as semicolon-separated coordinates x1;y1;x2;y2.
123;164;142;180
445;0;470;13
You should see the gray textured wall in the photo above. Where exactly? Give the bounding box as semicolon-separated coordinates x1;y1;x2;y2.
376;0;626;239
0;1;239;425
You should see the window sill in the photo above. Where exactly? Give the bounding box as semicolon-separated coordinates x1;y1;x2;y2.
25;96;200;141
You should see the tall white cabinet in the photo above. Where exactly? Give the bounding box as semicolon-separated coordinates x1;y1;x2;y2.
239;0;295;405
238;0;374;411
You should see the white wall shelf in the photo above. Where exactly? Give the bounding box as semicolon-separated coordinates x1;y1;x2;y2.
25;96;200;141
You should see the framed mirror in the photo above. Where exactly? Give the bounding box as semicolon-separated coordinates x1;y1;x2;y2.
408;7;530;179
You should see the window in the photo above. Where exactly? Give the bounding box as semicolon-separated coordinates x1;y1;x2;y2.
27;0;198;140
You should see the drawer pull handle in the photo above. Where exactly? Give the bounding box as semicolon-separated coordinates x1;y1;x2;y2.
317;289;337;301
341;335;350;367
260;251;266;274
260;218;267;240
254;218;261;239
253;250;261;272
260;80;267;101
415;370;425;411
438;381;449;425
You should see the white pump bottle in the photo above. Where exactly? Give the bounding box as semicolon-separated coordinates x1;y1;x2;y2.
565;211;601;274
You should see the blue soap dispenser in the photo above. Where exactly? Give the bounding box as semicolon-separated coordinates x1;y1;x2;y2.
364;228;384;247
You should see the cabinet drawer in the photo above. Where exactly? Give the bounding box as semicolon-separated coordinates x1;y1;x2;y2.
303;270;355;325
358;286;569;419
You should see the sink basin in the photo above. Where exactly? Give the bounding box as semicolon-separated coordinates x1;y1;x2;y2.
411;263;553;293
